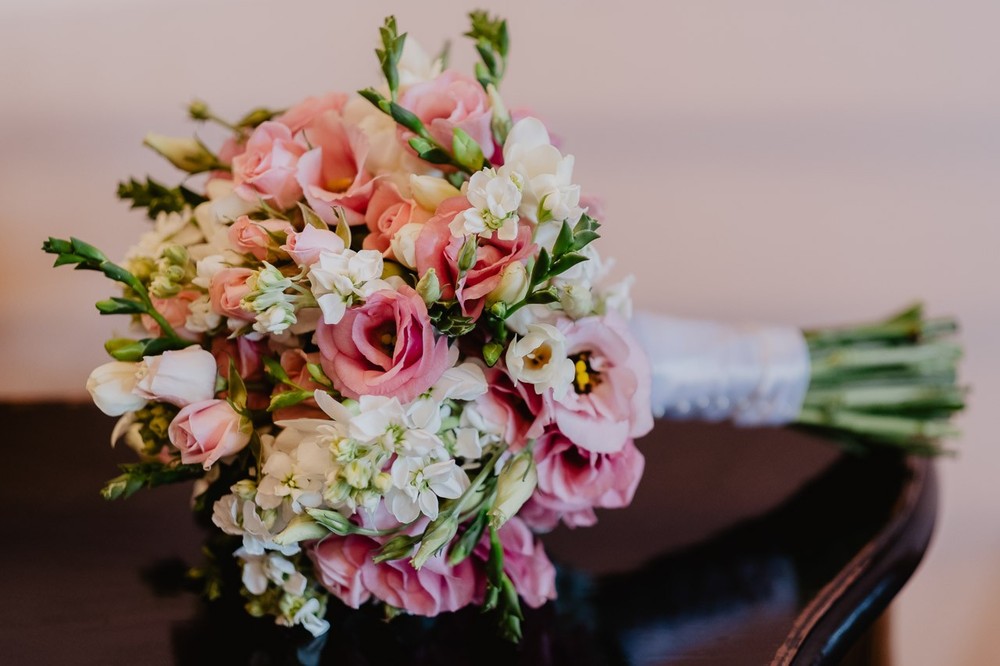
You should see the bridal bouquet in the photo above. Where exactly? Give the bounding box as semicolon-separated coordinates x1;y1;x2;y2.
43;11;963;642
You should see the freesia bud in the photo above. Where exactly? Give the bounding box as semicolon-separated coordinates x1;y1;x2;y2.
489;451;537;529
273;514;329;545
143;133;219;173
415;268;442;306
409;175;461;212
86;361;146;416
486;261;529;308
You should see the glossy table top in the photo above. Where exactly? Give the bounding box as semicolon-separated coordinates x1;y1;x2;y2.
0;403;935;665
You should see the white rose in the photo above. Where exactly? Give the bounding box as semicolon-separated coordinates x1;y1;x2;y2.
87;361;146;416
133;346;219;407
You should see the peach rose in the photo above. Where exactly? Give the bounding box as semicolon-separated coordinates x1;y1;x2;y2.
232;121;307;210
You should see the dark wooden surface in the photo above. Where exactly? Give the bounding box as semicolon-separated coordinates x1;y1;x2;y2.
0;403;936;665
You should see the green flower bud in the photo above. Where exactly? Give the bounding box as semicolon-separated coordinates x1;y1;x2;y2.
143;133;219;174
412;517;459;570
415;268;442;306
489;451;537;530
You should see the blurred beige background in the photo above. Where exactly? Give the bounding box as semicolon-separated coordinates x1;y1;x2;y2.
2;1;997;662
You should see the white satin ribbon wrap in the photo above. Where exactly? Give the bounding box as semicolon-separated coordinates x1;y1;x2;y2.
630;311;811;427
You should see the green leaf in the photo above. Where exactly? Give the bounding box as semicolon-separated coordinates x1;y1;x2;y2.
549;253;589;278
530;248;551;287
526;288;558;305
448;510;489;565
116;177;206;219
452;128;485;172
306;362;334;389
551;221;574;257
100;462;203;500
267;390;314;412
263;356;292;385
227;359;248;413
408;136;453;165
297;203;329;230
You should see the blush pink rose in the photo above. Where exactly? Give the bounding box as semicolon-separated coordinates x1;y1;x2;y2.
400;70;494;161
316;285;451;403
520;429;645;531
232;121;308;210
473;518;557;609
227;215;294;261
134;346;218;407
474;365;552;450
277;92;348;134
271;349;327;420
141;290;202;341
415;196;535;319
309;535;374;609
281;225;345;267
360;549;480;617
296;111;376;225
552;314;653;454
362;181;431;258
168;399;251;469
209;267;255;321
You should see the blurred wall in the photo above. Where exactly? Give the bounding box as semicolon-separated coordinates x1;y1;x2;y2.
2;1;998;663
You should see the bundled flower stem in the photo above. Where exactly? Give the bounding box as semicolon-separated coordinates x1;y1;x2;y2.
797;304;964;455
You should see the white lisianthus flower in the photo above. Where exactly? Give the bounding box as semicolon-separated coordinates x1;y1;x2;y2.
308;249;389;324
503;117;582;225
133;346;218;407
86;361;146;416
453;166;523;240
505;323;575;399
386;453;469;523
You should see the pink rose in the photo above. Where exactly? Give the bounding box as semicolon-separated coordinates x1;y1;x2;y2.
277;93;348;134
141;290;202;341
309;535;374;609
134;346;218;407
271;349;327;420
400;71;494;161
209;267;255;321
474;518;556;609
296;111;376;225
315;285;451;403
415;197;535;319
227;215;294;261
168;399;251;469
211;336;266;381
552;314;653;454
232;121;307;210
362;181;431;258
520;429;645;531
360;549;480;617
474;365;552;450
281;225;345;267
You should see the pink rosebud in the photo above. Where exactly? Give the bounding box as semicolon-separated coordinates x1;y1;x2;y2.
227;215;294;261
552;314;653;454
208;267;255;321
520;429;645;531
400;70;494;161
315;285;451;403
309;535;374;609
134;346;218;407
232;121;307;210
281;225;345;267
414;197;535;320
362;180;431;259
168;399;251;469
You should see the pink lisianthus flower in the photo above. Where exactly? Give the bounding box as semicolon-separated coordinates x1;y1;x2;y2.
309;533;481;617
552;314;653;454
141;290;202;341
296;110;376;226
315;285;451;403
400;70;494;161
276;92;348;134
232;121;308;210
520;428;645;531
227;215;294;261
473;365;552;450
415;197;535;319
362;180;431;259
168;398;251;469
473;517;557;608
208;267;255;321
281;225;345;267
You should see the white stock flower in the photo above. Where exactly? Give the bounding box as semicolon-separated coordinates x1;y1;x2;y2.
308;249;388;324
125;210;203;263
385;453;469;523
505;323;575;399
503;117;582;224
278;596;330;637
237;548;308;596
256;434;327;514
185;294;221;332
192;254;228;289
86;361;146;416
213;493;300;557
453;166;523;240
